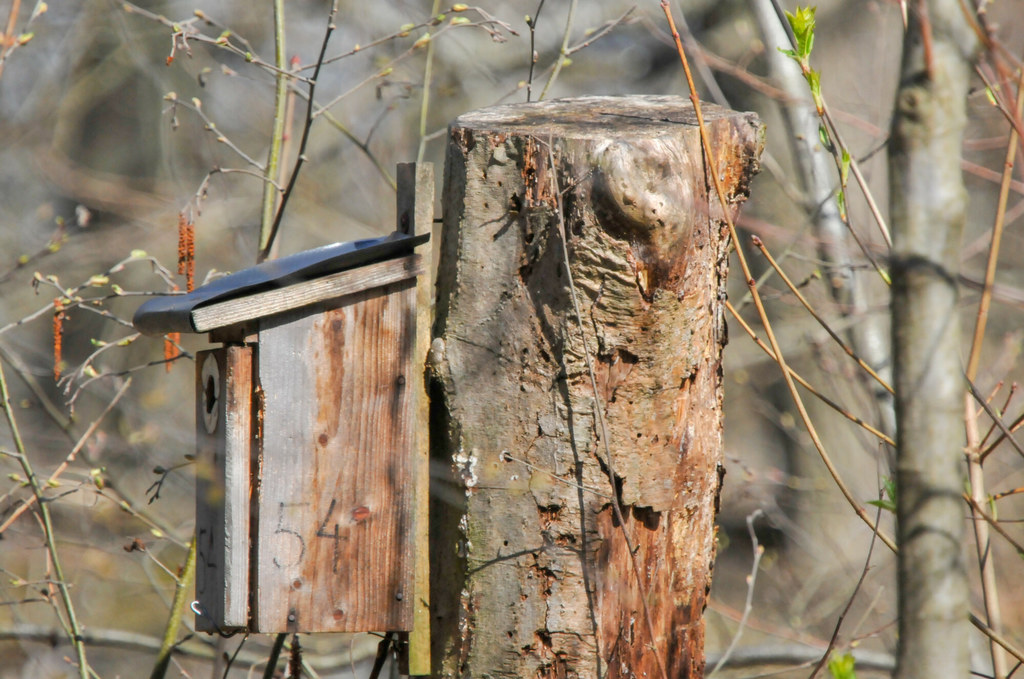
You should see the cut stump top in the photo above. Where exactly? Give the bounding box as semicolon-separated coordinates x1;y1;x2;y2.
450;94;746;138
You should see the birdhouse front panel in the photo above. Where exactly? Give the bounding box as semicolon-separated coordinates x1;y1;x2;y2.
253;279;417;633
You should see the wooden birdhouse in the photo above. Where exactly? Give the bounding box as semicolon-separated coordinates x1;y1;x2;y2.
133;167;433;638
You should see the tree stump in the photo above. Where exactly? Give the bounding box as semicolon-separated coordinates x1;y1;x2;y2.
430;95;763;678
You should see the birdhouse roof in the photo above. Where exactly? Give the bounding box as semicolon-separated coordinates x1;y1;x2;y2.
133;232;427;335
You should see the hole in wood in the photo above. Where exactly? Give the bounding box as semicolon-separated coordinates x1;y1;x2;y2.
200;353;219;434
204;377;216;415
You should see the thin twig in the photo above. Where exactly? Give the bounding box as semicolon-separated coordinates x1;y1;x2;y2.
257;0;289;261
123;3;312;83
416;0;442;163
164;94;266;171
968;377;1024;463
708;510;765;676
320;109;397;189
751;235;894;395
963;493;1024;557
223;635;249;679
661;0;896;553
0;0;22;74
525;0;545;102
726;301;895;447
309;7;515;71
149;536;196;679
538;0;576;100
0;359;89;678
971;614;1024;667
807;502;884;679
979;383;1016;449
967;401;1009;677
981;406;1024;459
368;632;393;679
258;4;337;262
0;623;367;670
263;633;288;679
288;633;303;678
966;65;1024;380
0;378;131;535
765;0;893;253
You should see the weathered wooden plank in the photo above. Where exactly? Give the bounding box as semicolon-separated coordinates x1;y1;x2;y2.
195;346;252;632
396;161;434;675
191;255;423;333
253;282;417;633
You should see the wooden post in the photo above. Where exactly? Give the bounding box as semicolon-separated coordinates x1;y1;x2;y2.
430;95;762;677
396;162;435;675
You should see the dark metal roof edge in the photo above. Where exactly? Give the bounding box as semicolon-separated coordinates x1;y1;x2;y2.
133;232;427;335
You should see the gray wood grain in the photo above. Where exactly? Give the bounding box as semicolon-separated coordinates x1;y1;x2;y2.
253;282;416;633
195;346;252;632
191;255;422;332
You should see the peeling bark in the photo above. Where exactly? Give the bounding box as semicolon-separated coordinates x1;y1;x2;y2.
430;96;762;678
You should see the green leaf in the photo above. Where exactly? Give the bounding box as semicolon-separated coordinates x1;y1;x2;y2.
840;148;851;186
808;69;823;112
867;477;897;513
828;652;857;679
818;124;833;153
836;189;847;221
785;6;817;60
866;497;895;512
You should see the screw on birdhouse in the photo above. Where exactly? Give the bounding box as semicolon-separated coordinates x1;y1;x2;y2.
395;592;404;601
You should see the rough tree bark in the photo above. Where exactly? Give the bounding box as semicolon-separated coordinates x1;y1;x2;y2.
429;95;762;678
889;3;976;678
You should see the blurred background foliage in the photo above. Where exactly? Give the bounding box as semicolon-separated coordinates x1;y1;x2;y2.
1;0;1023;676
